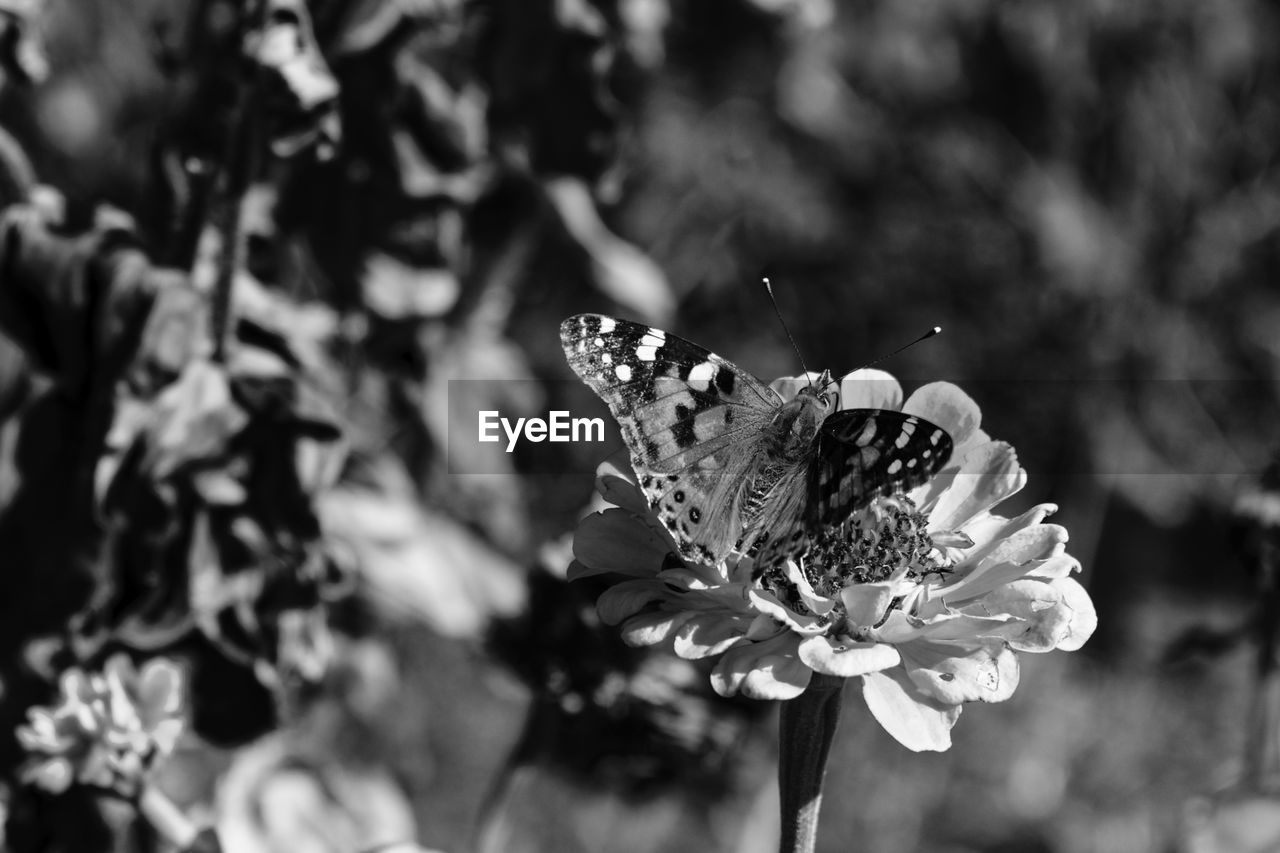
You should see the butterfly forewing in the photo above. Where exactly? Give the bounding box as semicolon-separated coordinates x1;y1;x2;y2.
561;314;782;564
811;409;954;528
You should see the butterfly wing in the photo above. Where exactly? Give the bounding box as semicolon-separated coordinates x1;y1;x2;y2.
561;314;783;565
810;409;954;528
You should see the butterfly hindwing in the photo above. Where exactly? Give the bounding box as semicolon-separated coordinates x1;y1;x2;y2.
811;409;954;528
561;314;783;564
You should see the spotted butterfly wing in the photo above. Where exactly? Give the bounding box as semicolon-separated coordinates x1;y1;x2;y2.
811;409;954;526
561;314;786;565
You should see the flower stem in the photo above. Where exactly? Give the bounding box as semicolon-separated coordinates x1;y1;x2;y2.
777;673;845;853
1246;540;1280;790
138;784;199;850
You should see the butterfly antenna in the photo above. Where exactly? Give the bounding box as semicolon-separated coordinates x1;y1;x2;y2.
763;278;813;385
841;326;942;377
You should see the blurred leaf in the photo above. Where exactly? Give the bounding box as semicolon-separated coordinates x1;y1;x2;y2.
322;456;524;637
216;734;418;853
0;0;48;84
249;0;342;160
545;177;673;324
361;251;459;320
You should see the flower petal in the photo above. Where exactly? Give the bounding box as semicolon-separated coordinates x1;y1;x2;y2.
21;757;75;793
928;442;1025;532
17;709;63;752
710;634;810;700
784;559;836;616
899;639;1021;704
572;509;672;577
1044;577;1096;651
78;745;115;788
597;579;674;625
619;609;695;646
953;504;1055;569
903;382;981;448
1026;552;1081;580
149;719;185;756
837;369;902;411
988;573;1100;648
861;668;960;752
840;583;896;631
594;454;650;516
59;669;92;703
798;636;900;677
136;659;184;717
748;589;826;633
938;525;1070;603
674;612;753;658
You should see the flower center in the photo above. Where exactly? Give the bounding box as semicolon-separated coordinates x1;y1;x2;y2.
802;496;944;597
756;496;954;621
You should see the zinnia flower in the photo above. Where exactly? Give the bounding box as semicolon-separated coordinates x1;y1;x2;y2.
568;370;1096;751
16;655;186;795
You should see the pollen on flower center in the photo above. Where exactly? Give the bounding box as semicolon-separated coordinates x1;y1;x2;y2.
803;496;943;597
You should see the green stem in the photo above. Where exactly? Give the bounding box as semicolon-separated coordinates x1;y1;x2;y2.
777;673;845;853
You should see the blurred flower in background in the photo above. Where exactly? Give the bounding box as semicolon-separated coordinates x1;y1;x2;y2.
17;655;185;797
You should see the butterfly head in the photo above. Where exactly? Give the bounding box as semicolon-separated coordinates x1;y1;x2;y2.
771;369;838;458
798;368;840;407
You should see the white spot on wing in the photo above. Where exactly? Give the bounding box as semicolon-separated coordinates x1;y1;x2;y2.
616;364;632;381
930;430;943;445
640;330;666;347
594;337;604;347
601;353;612;364
688;361;715;390
598;317;616;333
887;459;903;474
906;458;917;468
895;431;911;449
636;345;658;362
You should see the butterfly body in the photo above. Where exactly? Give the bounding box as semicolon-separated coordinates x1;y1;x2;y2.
561;314;952;569
761;376;833;458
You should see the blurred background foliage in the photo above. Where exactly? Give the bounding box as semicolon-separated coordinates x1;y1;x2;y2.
2;0;1280;851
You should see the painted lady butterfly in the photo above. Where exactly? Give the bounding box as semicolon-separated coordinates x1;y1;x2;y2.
561;314;953;569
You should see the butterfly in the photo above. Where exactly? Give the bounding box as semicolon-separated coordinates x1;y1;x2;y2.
561;314;954;569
